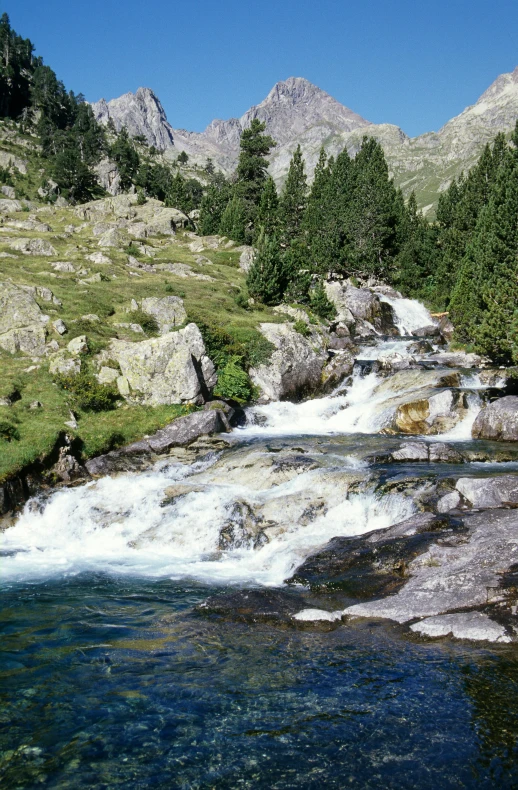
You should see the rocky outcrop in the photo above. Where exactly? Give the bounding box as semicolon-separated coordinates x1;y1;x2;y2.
341;509;518;628
472;396;518;441
106;323;216;406
9;237;57;256
91;87;175;150
0;282;48;355
249;323;328;402
455;475;518;509
324;281;396;335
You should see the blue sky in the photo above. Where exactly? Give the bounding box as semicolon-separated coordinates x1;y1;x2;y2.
8;0;518;137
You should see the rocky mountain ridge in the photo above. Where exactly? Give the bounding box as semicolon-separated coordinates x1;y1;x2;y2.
92;69;518;212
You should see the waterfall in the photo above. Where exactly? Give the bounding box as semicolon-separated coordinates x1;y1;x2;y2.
379;294;435;335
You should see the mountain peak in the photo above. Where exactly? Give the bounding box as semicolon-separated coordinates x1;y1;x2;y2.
91;87;174;150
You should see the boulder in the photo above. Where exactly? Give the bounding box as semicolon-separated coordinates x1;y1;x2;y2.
52;319;67;335
107;323;216;406
249;322;328;402
410;612;510;643
49;351;81;376
436;491;462;513
325;282;377;322
52;261;75;272
67;335;88;355
239;246;255;273
343;509;518;625
1;185;15;199
472;396;518;441
0;282;47;355
392;389;466;435
0;199;23;213
93;159;122;196
97;366;120;384
391;442;429;462
455;475;518;509
140;296;187;333
97;228;129;248
9;238;57;256
86;252;111;264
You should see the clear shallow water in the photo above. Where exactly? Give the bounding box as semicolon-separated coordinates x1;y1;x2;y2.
2;576;518;789
2;295;518;787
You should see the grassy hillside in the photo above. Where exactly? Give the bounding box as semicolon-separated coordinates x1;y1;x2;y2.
0;167;287;482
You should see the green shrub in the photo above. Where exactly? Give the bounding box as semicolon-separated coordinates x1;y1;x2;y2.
293;319;310;337
136;189;147;205
0;420;20;442
233;290;249;310
214;357;254;403
125;242;141;257
54;372;120;413
310;283;337;320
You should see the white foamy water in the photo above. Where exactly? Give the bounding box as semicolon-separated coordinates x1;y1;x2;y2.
0;294;488;587
241;369;400;438
380;294;435;335
428;393;483;442
0;458;414;586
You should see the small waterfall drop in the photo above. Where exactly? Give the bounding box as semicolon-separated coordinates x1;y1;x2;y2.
379;294;435;335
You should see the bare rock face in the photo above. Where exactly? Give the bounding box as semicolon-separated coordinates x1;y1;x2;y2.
472;396;518;441
91;87;175;150
342;509;518;628
91;68;518;209
249;322;328;402
93;159;122;196
107;323;216;406
0;282;47;355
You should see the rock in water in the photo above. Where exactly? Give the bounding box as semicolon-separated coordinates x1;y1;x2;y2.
472;396;518;441
249;322;327;402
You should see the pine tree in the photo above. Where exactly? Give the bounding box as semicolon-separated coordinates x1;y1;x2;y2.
236;119;276;206
110;127;140;191
449;123;518;361
198;173;232;235
246;231;286;305
304;147;333;272
344;137;399;279
219;195;247;243
256;176;279;238
278;144;307;246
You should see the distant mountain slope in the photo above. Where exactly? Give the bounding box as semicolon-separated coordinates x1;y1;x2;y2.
92;68;518;212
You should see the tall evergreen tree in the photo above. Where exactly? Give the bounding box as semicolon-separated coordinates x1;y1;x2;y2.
236;118;276;206
278;144;307;246
256;176;279;238
246;230;286;305
110;127;140;191
198;173;232;235
344;137;398;278
219;195;247;243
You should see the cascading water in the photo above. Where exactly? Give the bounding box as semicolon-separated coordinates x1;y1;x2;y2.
379;293;435;335
0;293;489;589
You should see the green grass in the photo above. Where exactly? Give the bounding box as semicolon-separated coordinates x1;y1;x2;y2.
0;186;288;482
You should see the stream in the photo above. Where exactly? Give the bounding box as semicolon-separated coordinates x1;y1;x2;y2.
2;295;518;787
